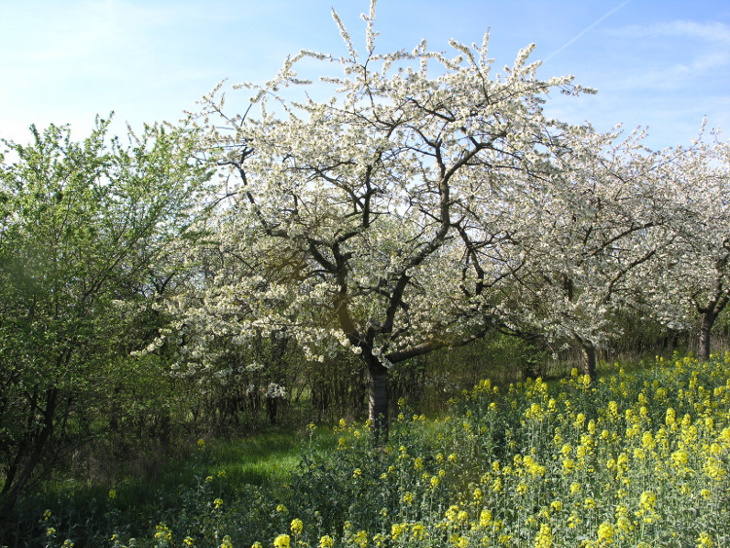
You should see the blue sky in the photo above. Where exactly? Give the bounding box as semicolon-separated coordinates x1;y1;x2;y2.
2;0;729;150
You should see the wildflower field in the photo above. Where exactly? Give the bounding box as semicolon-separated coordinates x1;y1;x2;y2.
22;354;730;547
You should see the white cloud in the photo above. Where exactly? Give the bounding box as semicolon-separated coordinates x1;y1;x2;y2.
592;19;730;95
621;20;730;43
610;20;730;74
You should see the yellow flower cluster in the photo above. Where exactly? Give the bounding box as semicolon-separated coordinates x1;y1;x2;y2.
247;355;730;548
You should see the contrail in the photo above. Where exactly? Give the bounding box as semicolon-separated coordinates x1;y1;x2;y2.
544;0;633;62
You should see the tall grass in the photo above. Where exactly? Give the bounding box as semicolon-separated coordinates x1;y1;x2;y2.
5;354;730;547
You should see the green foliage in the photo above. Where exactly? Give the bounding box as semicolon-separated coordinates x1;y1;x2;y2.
0;117;212;517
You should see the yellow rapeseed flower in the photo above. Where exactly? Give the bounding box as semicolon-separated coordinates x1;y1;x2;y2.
704;457;726;481
671;449;689;467
155;523;173;542
636;491;658;523
597;522;615;544
697;532;714;547
523;455;546;477
445;505;460;523
290;519;303;536
533;523;553;548
353;530;368;548
607;401;619;418
616;516;632;533
479;509;493;528
641;431;656;451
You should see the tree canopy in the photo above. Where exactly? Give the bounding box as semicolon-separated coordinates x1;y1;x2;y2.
0;117;212;517
181;2;635;435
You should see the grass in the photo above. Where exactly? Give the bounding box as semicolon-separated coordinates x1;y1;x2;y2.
2;427;315;548
205;429;306;484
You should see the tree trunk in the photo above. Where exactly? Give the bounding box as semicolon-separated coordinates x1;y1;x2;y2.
698;310;717;361
366;357;389;442
582;344;597;383
697;290;730;361
0;388;57;523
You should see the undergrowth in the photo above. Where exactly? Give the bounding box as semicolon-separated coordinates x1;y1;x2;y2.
3;354;730;547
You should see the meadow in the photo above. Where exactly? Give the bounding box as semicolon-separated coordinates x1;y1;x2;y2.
9;353;730;548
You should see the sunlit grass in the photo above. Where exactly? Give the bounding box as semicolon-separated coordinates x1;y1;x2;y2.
204;429;322;489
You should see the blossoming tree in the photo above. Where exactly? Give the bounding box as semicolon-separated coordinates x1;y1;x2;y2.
643;131;730;360
499;128;670;378
193;1;599;435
